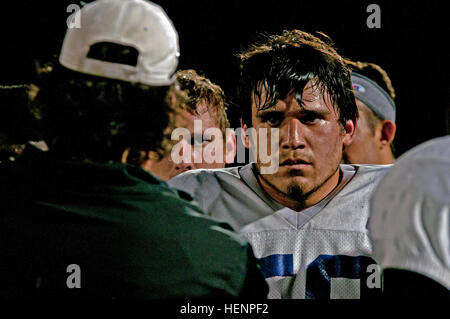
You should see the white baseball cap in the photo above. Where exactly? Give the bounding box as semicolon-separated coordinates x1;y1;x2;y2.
368;136;450;289
59;0;179;86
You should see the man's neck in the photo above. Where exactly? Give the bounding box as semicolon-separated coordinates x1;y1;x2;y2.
378;149;395;165
257;166;342;212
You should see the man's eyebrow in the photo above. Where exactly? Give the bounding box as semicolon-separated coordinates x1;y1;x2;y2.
256;109;284;117
299;108;330;116
256;106;330;117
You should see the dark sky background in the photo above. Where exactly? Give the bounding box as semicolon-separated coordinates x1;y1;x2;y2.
1;0;449;157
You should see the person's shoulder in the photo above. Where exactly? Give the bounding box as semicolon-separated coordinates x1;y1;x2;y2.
344;163;392;180
338;163;392;196
167;165;243;191
172;166;242;181
347;163;392;172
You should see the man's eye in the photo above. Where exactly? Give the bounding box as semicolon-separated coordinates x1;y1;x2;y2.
262;114;283;126
301;114;319;124
268;118;281;126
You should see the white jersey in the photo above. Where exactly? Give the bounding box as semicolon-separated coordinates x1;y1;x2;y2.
369;136;450;290
169;163;390;298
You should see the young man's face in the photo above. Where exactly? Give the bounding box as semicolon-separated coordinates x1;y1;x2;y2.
144;102;232;181
249;81;354;203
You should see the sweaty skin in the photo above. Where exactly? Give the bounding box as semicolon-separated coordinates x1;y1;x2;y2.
144;101;234;181
248;81;355;211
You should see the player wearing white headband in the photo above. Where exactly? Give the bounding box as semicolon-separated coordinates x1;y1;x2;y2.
343;61;397;165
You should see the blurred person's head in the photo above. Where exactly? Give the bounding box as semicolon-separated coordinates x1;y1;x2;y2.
236;30;357;210
127;69;236;181
34;0;179;164
343;61;396;164
0;84;46;164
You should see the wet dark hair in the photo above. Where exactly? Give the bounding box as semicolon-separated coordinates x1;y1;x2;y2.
236;30;358;127
34;62;172;163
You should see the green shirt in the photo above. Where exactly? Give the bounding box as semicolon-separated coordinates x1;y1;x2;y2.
0;150;268;299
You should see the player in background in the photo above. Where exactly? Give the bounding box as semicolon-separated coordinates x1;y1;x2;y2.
368;135;450;299
0;85;48;165
343;60;397;164
127;69;236;181
169;30;389;299
0;0;268;299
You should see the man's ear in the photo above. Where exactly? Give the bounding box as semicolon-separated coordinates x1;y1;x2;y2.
224;129;237;164
342;117;357;147
240;118;250;149
121;149;157;172
121;148;130;164
379;120;396;146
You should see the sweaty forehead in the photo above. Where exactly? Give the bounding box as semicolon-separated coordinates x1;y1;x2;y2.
303;84;336;112
173;105;218;133
253;81;336;114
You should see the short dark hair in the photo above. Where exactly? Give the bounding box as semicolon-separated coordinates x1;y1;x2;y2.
236;30;358;127
34;63;172;163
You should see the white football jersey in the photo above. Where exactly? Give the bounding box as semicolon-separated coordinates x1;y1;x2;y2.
169;163;390;298
369;136;450;290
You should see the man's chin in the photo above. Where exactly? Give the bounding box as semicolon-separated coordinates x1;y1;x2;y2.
264;175;311;195
259;165;308;177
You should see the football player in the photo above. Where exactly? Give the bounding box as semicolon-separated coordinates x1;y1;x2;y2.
126;69;236;181
169;30;389;299
343;60;397;164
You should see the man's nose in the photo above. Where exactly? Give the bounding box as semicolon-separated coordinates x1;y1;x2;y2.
175;141;195;171
175;161;193;172
280;118;306;149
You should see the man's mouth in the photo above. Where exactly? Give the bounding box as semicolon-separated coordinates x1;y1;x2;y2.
280;158;312;169
281;158;310;165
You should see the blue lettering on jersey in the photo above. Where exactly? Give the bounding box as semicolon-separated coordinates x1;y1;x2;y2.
258;254;294;278
305;254;381;299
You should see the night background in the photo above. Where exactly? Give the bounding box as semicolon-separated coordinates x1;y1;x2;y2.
1;0;449;157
